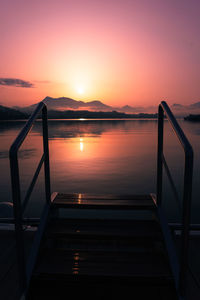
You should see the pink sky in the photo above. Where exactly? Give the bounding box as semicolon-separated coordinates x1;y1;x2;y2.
0;0;200;107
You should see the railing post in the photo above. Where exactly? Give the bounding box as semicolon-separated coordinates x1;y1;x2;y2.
179;150;193;295
42;105;51;204
9;150;27;295
157;104;164;206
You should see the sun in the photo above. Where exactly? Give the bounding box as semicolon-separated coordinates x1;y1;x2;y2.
76;84;85;95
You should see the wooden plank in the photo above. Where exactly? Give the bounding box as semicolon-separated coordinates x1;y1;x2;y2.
27;193;180;300
48;240;164;255
52;193;155;210
27;193;179;299
33;248;172;280
55;193;153;200
46;219;163;241
43;219;165;254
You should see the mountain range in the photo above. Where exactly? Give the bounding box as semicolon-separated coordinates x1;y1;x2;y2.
13;96;157;114
15;96;200;115
1;96;200;119
14;97;113;113
0;105;28;120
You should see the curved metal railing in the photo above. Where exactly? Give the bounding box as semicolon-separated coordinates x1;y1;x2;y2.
157;100;193;295
9;101;51;296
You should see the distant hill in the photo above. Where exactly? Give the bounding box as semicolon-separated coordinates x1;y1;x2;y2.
118;105;146;113
189;102;200;109
1;96;200;119
171;101;200;115
14;96;158;114
171;103;183;110
0;103;158;120
15;96;113;113
184;114;200;121
0;105;28;120
46;110;158;119
17;96;200;116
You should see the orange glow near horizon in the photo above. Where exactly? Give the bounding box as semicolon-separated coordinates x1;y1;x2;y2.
1;0;200;108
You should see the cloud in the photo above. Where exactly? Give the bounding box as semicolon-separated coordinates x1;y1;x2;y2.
0;78;34;88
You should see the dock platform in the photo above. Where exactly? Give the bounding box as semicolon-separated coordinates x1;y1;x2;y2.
26;193;178;299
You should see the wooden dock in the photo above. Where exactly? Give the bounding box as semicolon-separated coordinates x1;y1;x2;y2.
26;193;178;299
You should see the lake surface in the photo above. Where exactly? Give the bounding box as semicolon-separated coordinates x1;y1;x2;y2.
0;119;199;222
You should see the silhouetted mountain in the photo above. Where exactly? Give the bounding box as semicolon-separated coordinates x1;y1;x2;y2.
44;96;84;109
0;105;28;120
170;101;200;116
189;101;200;109
15;96;113;113
171;103;184;109
84;100;111;110
184;114;200;121
0;103;158;120
118;105;145;113
15;96;158;114
8;96;200;118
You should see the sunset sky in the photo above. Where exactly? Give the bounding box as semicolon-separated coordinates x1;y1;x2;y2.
0;0;200;107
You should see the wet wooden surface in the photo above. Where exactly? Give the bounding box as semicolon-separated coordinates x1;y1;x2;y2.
27;193;178;299
52;193;155;210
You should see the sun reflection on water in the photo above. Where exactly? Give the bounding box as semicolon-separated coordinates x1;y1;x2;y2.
72;252;80;275
78;193;82;204
80;138;84;152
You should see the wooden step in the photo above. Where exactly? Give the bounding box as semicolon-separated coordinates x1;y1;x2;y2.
44;219;164;251
34;218;171;282
33;248;172;282
42;219;165;255
52;193;156;210
46;219;162;240
27;193;178;300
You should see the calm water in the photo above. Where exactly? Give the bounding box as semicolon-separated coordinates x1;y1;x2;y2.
0;119;199;222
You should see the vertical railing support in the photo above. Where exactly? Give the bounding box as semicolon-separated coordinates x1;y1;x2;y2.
157;104;164;206
42;106;51;204
179;151;193;294
9;151;27;295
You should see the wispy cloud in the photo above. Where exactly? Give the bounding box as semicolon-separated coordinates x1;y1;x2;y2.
0;78;34;88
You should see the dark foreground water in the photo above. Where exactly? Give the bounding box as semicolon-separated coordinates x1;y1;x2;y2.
0;119;199;222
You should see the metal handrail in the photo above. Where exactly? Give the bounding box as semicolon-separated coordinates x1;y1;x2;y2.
9;101;51;296
157;100;193;296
